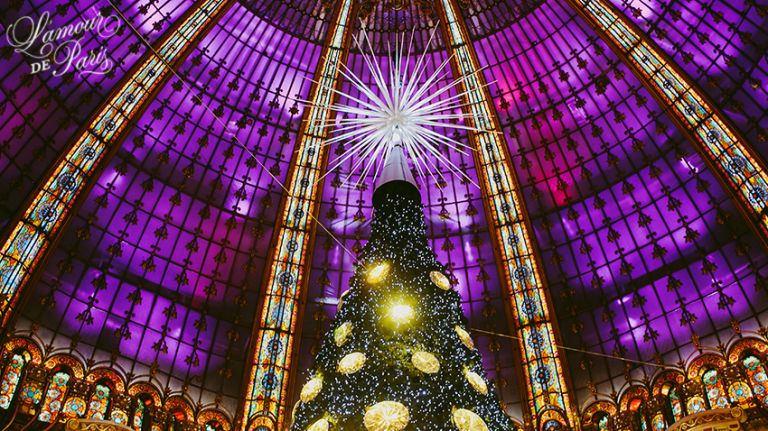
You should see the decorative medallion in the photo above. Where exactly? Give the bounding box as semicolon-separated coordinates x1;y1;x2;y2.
300;376;323;402
411;351;440;374
338;352;366;374
367;262;390;284
307;418;330;431
363;401;409;431
334;322;353;347
464;369;488;395
455;326;475;350
452;408;488;431
429;271;451;290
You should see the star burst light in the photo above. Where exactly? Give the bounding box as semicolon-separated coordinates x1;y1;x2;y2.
306;26;491;188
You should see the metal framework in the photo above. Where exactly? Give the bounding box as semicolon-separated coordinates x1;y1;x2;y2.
0;0;232;330
436;0;576;429
564;0;768;249
236;0;355;429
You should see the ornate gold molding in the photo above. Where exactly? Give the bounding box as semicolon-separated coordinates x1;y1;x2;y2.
66;419;133;431
667;408;745;431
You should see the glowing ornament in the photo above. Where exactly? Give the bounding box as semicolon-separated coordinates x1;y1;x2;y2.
464;369;488;395
338;352;366;374
367;262;390;284
430;271;451;290
307;418;330;431
334;322;353;347
452;409;489;431
300;376;323;402
363;401;410;431
411;351;440;374
387;303;415;326
455;325;475;350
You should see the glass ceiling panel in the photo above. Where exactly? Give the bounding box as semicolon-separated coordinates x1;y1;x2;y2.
0;0;192;230
471;0;768;409
11;3;323;416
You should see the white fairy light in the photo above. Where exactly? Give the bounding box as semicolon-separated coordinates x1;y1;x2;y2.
304;25;491;188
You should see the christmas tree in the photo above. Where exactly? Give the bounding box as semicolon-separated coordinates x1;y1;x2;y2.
290;144;517;431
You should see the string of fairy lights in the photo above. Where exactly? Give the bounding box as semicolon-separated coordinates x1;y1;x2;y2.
110;2;673;388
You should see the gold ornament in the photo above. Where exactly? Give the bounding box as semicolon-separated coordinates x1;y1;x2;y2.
334;322;353;347
464;369;488;395
291;400;301;426
411;351;440;374
367;262;390;284
307;418;330;431
386;302;415;327
452;409;489;431
338;289;350;311
430;271;451;290
338;352;366;374
363;401;410;431
300;376;323;402
455;325;475;350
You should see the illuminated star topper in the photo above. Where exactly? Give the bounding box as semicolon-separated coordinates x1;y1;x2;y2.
305;25;492;189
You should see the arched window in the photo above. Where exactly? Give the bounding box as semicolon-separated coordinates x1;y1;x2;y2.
702;368;729;409
170;408;187;431
61;393;87;419
685;397;706;414
628;399;648;431
0;350;31;409
595;413;610;431
110;407;129;426
39;370;71;422
87;382;111;420
650;414;665;431
742;355;768;406
667;387;683;422
132;396;153;431
727;380;752;405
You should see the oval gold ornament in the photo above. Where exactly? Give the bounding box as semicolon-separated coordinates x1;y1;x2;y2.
307;418;330;431
464;369;488;395
334;322;353;347
363;401;410;431
452;409;489;431
300;376;323;402
338;352;366;374
454;325;475;350
367;262;390;284
337;289;350;311
429;271;451;290
411;351;440;374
